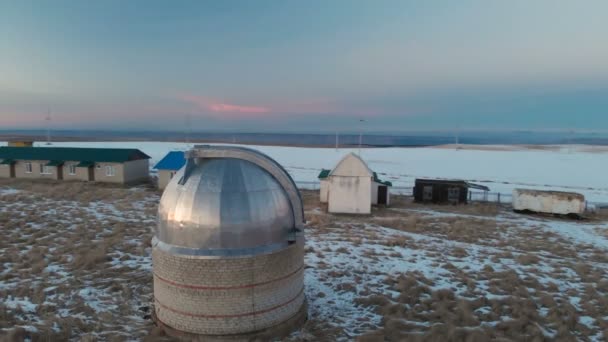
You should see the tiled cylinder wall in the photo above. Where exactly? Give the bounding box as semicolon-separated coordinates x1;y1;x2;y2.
153;240;305;336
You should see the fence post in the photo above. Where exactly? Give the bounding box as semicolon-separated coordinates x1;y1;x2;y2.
498;193;501;204
469;191;472;202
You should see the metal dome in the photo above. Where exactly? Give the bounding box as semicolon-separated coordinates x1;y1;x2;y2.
155;145;304;257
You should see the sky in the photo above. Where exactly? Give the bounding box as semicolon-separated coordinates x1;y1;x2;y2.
1;0;607;132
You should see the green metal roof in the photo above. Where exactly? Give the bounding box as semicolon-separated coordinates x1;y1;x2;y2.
46;160;64;166
76;161;95;167
0;159;15;165
318;169;331;179
319;167;391;186
373;172;392;186
0;147;150;163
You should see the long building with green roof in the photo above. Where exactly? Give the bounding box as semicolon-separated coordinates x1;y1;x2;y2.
0;146;151;184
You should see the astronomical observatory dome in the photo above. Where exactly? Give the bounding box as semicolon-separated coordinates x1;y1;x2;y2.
156;157;295;252
152;145;306;340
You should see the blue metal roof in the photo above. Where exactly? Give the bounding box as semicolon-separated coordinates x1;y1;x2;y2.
154;151;186;170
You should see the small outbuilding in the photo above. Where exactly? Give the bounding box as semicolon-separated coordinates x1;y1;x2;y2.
413;179;489;204
154;151;186;190
320;153;391;214
512;189;585;216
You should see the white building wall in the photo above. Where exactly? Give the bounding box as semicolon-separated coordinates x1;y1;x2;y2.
123;159;150;183
0;165;12;178
62;161;90;181
319;180;329;203
512;189;585;215
158;170;179;190
328;176;372;214
371;182;378;205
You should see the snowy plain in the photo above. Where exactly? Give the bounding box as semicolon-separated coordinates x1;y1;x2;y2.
8;141;608;203
1;141;608;340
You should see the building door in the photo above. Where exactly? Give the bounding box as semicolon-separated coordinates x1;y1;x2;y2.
88;167;95;181
423;186;433;202
57;166;63;180
377;185;388;205
10;165;15;178
448;187;460;204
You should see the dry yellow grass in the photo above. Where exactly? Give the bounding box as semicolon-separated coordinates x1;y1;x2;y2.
0;179;158;340
301;188;608;341
1;179;607;341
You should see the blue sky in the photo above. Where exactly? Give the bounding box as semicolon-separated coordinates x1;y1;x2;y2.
1;0;607;132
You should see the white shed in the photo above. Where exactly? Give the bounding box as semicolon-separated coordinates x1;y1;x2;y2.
321;153;391;214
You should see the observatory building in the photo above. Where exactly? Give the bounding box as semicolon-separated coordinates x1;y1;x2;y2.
152;145;306;340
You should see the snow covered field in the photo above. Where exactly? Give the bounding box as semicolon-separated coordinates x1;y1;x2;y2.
8;141;608;203
1;179;607;341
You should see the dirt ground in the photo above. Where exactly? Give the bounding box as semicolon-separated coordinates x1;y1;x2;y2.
0;181;607;341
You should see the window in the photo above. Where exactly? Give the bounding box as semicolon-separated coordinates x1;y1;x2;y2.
40;164;52;175
105;165;116;177
68;164;77;175
448;187;461;204
25;162;33;173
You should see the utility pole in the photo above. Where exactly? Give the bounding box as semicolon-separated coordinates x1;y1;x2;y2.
45;108;52;145
185;114;192;147
335;131;339;151
358;119;365;156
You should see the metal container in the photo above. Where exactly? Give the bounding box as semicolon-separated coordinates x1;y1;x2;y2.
512;188;585;215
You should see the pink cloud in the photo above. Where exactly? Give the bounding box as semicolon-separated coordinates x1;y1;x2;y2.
208;103;269;113
176;94;271;118
175;93;415;119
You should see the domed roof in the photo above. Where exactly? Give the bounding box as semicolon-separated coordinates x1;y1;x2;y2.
155;146;302;255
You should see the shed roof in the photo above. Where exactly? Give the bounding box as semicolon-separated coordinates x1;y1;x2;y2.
329;153;373;177
318;169;331;179
513;188;584;200
154;151;186;170
0;147;150;163
320;153;391;185
373;172;392;186
415;178;490;191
